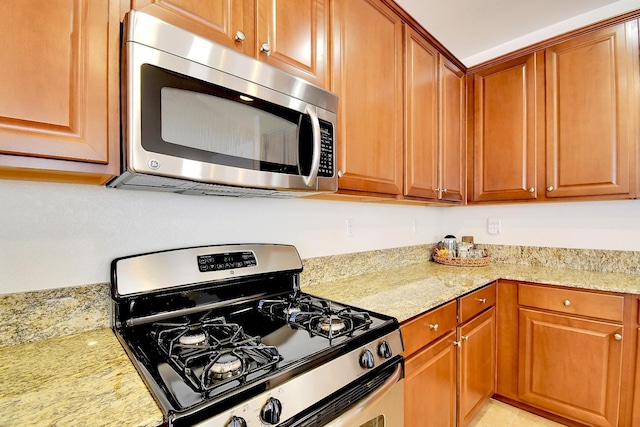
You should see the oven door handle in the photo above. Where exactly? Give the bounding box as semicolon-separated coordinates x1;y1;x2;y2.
303;104;321;188
324;362;403;427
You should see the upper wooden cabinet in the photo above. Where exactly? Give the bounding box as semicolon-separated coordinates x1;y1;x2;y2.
545;20;638;199
404;26;465;203
471;53;543;202
470;19;639;203
331;0;404;195
0;0;120;184
130;0;329;87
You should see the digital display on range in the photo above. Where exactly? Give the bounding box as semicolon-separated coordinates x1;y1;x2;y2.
197;251;257;272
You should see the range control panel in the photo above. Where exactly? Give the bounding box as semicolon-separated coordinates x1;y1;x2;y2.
197;251;257;272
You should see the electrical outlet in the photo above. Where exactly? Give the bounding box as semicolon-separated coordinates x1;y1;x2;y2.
346;218;354;237
487;218;501;235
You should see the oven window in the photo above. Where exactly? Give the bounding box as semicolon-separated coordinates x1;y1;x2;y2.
161;87;299;167
140;64;311;175
358;415;384;427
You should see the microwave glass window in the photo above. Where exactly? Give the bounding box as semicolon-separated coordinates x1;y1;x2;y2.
161;87;298;167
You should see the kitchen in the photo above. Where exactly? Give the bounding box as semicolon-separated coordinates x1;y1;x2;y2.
2;0;640;426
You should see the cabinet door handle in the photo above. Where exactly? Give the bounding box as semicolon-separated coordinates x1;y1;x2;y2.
528;187;535;193
261;43;271;54
337;170;344;178
235;30;246;42
453;341;461;347
547;186;555;192
477;298;487;304
614;333;622;341
428;323;439;331
461;335;469;341
563;299;571;307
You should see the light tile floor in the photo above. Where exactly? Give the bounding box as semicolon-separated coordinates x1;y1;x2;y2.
467;399;567;427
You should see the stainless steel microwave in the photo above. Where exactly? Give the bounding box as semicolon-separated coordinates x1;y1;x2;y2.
107;10;338;197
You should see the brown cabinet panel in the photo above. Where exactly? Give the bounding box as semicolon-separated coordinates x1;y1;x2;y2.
459;282;496;323
404;26;438;199
256;0;327;87
545;21;639;198
405;331;457;427
0;0;119;183
131;0;255;55
401;300;457;356
458;307;496;426
439;56;466;203
518;308;623;426
332;0;404;195
519;283;625;322
472;53;542;202
496;280;519;400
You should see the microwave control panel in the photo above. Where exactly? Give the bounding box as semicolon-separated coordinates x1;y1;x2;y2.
318;120;334;177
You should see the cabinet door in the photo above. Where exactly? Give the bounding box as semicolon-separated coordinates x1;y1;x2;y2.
331;0;403;195
0;0;119;184
519;308;624;426
458;307;496;427
438;56;466;203
545;21;639;199
632;327;640;425
472;53;542;202
256;0;328;87
405;331;457;427
131;0;255;55
404;26;438;199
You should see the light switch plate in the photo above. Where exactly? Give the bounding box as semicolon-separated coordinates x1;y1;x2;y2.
488;218;501;234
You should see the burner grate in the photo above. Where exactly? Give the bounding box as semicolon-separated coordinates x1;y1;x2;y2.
152;314;281;393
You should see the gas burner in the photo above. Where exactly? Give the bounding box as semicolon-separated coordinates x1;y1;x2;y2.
209;354;243;380
178;330;207;345
283;306;302;316
318;316;346;334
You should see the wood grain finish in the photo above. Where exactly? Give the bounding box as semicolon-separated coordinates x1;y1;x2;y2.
404;330;457;427
496;280;520;400
545;21;639;199
459;282;496;324
0;0;120;183
256;0;327;87
438;56;466;203
471;53;542;202
458;307;496;427
404;26;439;199
331;0;403;195
401;300;457;356
131;0;255;55
518;308;624;426
519;284;625;322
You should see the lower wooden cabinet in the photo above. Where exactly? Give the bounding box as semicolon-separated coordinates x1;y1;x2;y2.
402;283;496;426
458;307;496;426
405;330;457;426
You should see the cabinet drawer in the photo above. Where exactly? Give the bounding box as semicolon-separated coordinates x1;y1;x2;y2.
518;284;624;322
401;300;457;357
459;283;496;323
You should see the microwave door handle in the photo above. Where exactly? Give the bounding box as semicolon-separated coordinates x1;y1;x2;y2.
303;105;321;187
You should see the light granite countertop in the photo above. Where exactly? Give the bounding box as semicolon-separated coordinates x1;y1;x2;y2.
0;328;163;427
301;261;640;322
3;261;640;426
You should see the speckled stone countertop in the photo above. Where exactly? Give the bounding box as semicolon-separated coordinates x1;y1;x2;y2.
302;261;640;322
0;328;163;427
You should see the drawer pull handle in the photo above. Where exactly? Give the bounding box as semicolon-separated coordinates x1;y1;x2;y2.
563;299;571;307
461;335;469;341
453;341;461;347
614;333;622;341
429;323;439;332
477;298;487;304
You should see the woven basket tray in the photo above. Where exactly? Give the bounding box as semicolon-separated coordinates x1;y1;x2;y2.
433;254;490;267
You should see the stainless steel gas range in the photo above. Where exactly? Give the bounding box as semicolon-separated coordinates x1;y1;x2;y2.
111;244;404;427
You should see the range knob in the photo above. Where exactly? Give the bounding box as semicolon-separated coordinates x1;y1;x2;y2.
225;416;247;427
360;349;375;369
260;397;283;425
378;341;392;359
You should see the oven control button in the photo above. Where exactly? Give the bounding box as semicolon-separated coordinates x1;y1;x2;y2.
225;416;247;427
360;349;375;369
378;341;393;359
260;397;282;425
